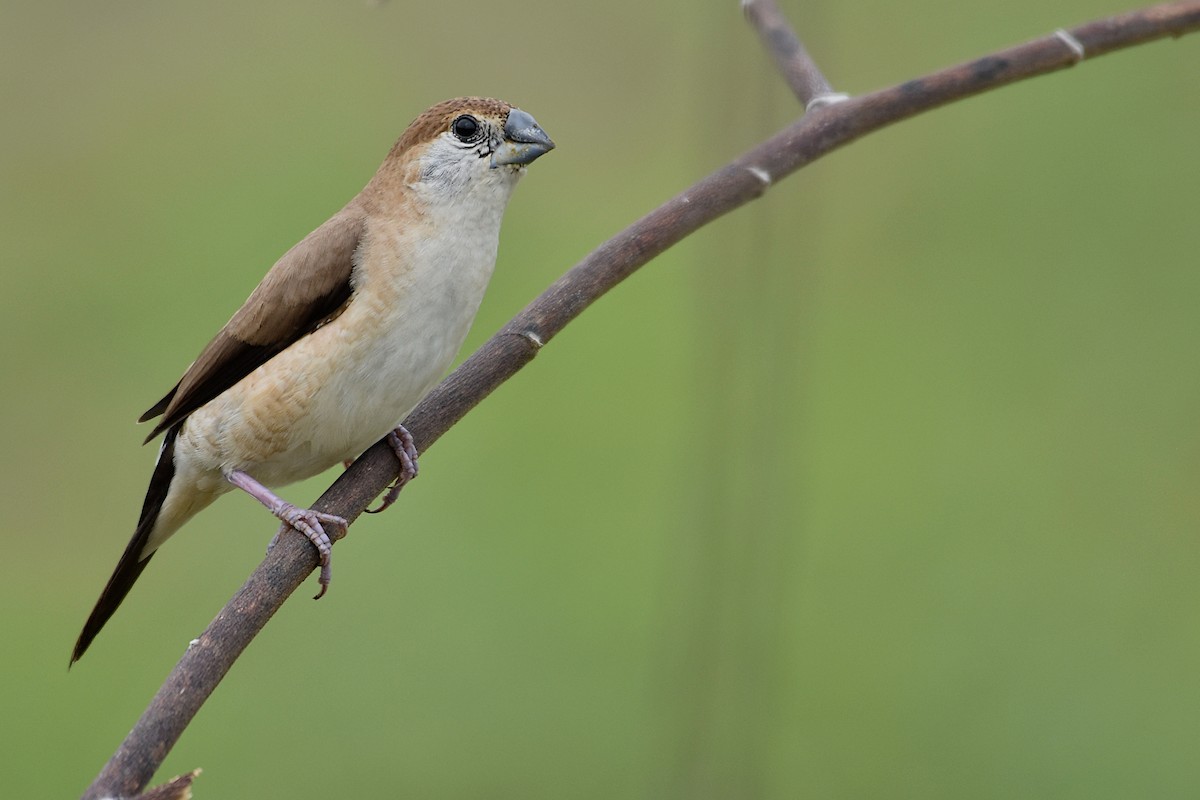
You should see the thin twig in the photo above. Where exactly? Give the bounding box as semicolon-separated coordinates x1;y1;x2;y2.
132;769;200;800
82;2;1200;797
742;0;840;107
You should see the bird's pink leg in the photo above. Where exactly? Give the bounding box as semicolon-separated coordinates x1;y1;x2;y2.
365;425;420;514
225;470;348;599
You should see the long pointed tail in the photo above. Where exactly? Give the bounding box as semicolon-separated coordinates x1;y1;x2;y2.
71;427;179;665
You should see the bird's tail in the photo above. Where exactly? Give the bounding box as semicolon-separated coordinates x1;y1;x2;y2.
71;427;179;665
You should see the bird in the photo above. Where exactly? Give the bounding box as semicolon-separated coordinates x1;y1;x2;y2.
71;97;554;664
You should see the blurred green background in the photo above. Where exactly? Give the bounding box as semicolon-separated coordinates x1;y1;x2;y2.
4;1;1199;797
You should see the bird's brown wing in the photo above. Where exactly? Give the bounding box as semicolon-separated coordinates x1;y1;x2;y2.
141;207;365;441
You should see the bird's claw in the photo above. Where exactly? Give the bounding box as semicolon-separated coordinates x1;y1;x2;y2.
365;425;420;514
267;504;348;599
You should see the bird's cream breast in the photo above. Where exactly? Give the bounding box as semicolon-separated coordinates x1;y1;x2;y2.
179;201;506;488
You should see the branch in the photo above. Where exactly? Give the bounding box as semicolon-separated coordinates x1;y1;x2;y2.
742;0;842;107
82;2;1200;797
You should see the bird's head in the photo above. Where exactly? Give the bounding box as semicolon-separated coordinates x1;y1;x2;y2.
378;97;554;202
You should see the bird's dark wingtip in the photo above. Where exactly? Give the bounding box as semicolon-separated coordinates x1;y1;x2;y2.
139;388;175;425
71;428;177;663
69;639;87;668
71;552;155;664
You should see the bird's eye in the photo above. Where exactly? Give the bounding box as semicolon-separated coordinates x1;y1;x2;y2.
451;115;480;142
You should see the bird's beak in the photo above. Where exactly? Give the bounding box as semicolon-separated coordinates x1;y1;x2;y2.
491;108;555;168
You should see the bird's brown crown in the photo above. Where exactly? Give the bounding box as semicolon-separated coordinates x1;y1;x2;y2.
388;97;513;157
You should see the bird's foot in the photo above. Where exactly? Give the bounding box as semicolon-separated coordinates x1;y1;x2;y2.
226;469;347;599
271;505;348;599
365;425;419;514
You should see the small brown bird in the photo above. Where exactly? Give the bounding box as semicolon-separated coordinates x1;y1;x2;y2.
72;97;554;663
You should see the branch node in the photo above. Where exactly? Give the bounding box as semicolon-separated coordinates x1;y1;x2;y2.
746;165;772;189
516;329;545;350
806;92;851;112
1054;28;1087;62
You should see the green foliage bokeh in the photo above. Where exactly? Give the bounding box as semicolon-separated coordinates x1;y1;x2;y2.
2;1;1199;797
